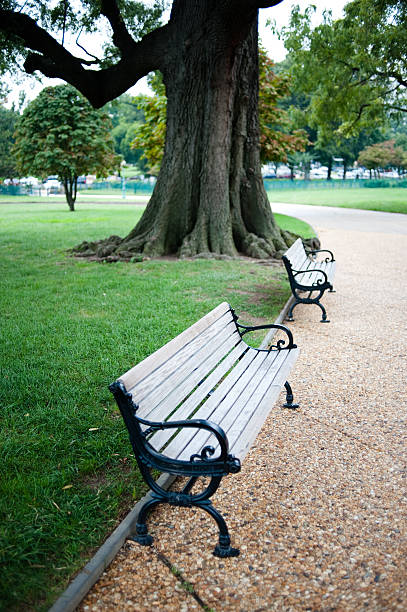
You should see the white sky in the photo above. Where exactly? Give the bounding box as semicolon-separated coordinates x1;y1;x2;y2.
259;0;348;61
4;0;349;107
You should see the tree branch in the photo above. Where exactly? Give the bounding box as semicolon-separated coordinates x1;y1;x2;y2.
375;69;407;88
100;0;137;56
0;9;170;108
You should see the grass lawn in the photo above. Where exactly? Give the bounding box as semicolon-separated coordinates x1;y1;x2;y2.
0;203;312;611
267;186;407;214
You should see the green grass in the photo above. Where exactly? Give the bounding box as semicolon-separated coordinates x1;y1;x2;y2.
0;203;311;611
267;186;407;214
274;212;316;239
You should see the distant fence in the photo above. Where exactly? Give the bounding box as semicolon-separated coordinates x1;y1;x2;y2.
263;178;407;190
81;180;156;194
2;177;407;197
0;180;157;197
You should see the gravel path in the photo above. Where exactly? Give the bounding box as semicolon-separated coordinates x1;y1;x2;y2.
78;215;407;612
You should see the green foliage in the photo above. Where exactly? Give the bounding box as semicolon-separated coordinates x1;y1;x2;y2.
131;72;167;175
258;46;308;164
0;104;18;179
14;84;120;209
278;1;407;137
103;94;147;168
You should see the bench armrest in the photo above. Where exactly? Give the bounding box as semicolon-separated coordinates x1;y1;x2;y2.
236;322;297;351
293;268;330;286
136;414;241;473
110;381;241;475
306;248;335;262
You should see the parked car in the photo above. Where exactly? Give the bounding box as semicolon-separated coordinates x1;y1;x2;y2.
42;178;61;191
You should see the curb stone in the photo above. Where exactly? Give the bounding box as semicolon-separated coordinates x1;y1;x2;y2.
49;295;295;612
48;474;176;612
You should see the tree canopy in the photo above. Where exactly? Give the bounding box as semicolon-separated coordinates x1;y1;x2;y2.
277;0;407;137
14;84;119;210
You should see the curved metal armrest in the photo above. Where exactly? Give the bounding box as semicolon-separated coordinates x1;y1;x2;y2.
293;268;329;286
236;322;297;350
136;414;230;461
306;248;335;262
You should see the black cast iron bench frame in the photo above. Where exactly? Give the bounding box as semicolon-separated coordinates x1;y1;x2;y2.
282;238;336;323
110;302;300;558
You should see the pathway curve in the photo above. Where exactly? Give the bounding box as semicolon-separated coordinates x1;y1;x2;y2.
78;205;407;612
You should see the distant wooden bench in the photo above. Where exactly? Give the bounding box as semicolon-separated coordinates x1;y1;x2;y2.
110;302;300;558
282;238;336;323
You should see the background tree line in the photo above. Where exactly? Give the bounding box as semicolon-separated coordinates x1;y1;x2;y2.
1;1;407;219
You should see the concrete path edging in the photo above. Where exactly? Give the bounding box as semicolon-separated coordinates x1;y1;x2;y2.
48;473;176;612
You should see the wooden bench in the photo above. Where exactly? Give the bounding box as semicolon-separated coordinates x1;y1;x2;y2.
110;302;299;558
282;238;336;323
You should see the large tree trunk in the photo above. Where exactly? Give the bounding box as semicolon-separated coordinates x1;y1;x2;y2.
75;6;291;261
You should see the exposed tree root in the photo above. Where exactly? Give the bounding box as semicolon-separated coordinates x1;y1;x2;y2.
71;229;319;263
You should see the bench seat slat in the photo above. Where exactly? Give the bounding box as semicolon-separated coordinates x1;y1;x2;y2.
147;341;249;451
160;347;262;459
295;259;335;288
176;348;299;462
229;349;299;459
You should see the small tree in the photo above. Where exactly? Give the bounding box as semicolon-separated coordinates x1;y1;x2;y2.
358;140;401;178
14;85;120;210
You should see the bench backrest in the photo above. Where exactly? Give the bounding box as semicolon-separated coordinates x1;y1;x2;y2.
117;302;245;424
282;238;308;272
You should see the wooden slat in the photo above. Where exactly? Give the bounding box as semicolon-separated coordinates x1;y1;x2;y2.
285;239;308;270
147;341;249;452
161;348;262;459
171;348;286;462
179;348;297;461
118;302;232;391
138;328;242;423
231;349;299;459
131;314;237;410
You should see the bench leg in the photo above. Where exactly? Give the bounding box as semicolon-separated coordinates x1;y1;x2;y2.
286;299;301;322
283;381;299;409
131;498;159;547
200;500;240;558
317;301;330;323
130;472;239;557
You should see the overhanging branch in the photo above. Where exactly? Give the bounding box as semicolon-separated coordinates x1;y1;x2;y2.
100;0;137;56
0;9;170;107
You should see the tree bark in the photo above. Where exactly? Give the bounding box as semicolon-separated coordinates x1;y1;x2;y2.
63;176;77;211
75;5;292;260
